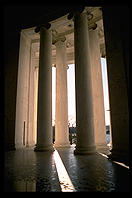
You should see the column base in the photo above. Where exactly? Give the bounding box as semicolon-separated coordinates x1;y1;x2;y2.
108;148;129;165
54;142;71;148
96;143;110;155
74;145;97;155
34;144;54;152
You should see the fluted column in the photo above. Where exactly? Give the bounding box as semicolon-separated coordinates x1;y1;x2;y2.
89;28;107;150
54;39;70;148
74;12;97;154
34;25;54;151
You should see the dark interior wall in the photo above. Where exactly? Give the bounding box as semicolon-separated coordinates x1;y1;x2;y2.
4;31;20;150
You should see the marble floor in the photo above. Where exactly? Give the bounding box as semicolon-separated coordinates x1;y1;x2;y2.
3;146;129;192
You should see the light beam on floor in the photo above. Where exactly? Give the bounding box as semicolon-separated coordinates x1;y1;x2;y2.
54;150;75;192
99;152;129;169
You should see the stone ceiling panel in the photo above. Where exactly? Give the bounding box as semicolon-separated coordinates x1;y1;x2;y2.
24;6;106;65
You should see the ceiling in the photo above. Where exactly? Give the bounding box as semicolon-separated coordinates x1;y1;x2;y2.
21;6;106;66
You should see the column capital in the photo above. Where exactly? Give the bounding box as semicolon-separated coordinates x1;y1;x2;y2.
89;23;98;31
34;23;51;33
68;9;97;31
52;64;69;69
52;35;66;45
67;65;69;70
67;6;85;20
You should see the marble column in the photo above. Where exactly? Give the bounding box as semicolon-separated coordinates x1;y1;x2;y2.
74;12;97;154
54;39;70;148
33;66;39;145
34;25;54;151
89;28;107;150
15;31;31;149
102;7;129;163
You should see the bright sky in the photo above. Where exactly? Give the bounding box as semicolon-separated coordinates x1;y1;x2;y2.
52;58;110;126
101;58;110;126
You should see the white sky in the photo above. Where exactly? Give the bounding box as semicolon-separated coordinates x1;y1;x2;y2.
52;58;110;126
100;58;110;126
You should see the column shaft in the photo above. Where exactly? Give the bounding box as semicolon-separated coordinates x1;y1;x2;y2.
34;26;53;151
74;12;97;154
89;29;107;149
102;7;129;163
33;67;38;145
15;31;31;149
54;40;70;147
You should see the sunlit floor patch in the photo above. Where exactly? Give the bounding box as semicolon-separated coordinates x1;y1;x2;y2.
54;150;75;192
99;153;129;169
99;152;109;158
112;160;129;169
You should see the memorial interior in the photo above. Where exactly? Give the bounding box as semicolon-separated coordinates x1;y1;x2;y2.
4;5;129;192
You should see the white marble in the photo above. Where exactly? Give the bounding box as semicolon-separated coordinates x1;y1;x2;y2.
54;39;70;148
34;26;54;151
74;12;96;154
